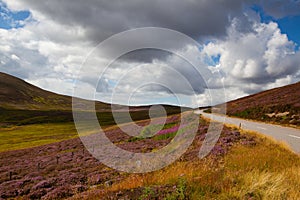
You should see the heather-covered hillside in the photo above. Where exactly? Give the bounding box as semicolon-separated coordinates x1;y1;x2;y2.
226;82;300;126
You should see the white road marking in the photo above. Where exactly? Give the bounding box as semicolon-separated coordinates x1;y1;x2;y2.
257;126;267;130
288;134;300;139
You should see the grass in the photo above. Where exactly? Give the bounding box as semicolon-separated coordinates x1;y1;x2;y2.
80;128;300;199
1;107;299;199
218;141;300;199
128;122;178;142
0;109;74;126
0;106;184;127
229;105;300;126
153;132;177;140
0;105;183;152
0;123;78;152
0;110;183;152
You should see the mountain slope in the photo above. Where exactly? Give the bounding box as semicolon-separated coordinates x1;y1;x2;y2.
0;72;111;110
226;82;300;125
0;72;184;126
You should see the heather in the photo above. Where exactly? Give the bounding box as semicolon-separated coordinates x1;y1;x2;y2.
1;112;299;199
226;82;300;127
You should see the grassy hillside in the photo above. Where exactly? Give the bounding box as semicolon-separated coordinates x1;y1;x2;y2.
0;72;112;111
0;72;185;127
1;72;299;199
1;115;299;199
0;106;182;127
226;82;300;126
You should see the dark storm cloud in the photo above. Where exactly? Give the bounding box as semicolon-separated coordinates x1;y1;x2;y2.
9;0;299;64
12;0;252;41
118;49;172;63
260;0;300;18
2;0;300;104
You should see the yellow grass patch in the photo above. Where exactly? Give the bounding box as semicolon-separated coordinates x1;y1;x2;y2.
76;127;300;199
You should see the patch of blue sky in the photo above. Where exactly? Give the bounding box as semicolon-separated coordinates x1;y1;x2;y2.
277;15;300;49
107;79;118;88
210;54;220;65
203;54;220;67
0;1;31;29
251;4;300;49
198;38;221;66
251;4;275;23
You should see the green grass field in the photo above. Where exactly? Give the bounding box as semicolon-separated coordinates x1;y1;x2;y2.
0;123;78;152
0;107;183;152
0;106;183;126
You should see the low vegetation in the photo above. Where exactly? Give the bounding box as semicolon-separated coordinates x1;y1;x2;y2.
1;68;299;199
0;106;183;127
0;123;78;152
227;104;300;126
0;111;299;199
226;82;300;127
75;129;300;199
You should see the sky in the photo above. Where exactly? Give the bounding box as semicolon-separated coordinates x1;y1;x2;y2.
0;0;299;108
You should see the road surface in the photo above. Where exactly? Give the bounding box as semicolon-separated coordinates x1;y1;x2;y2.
195;110;300;154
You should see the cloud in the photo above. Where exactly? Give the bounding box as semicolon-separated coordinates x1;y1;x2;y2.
1;0;300;107
202;18;300;98
3;0;251;41
0;19;90;95
0;28;47;79
260;0;300;18
0;1;31;29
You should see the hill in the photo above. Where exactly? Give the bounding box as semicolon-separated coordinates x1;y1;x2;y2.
226;82;300;125
0;73;299;199
0;72;111;111
0;72;183;126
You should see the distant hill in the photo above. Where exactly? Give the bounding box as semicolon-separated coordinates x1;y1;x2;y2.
0;72;111;111
0;72;184;126
226;82;300;125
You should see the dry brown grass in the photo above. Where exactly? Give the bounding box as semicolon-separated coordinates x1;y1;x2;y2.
219;143;300;199
72;128;300;200
108;159;214;191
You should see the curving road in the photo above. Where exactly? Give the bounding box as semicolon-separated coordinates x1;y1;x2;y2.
194;110;300;154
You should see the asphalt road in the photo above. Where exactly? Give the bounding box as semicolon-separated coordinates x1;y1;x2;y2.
195;110;300;154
